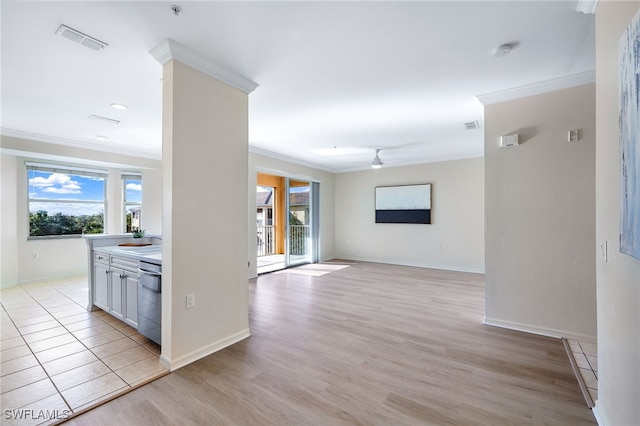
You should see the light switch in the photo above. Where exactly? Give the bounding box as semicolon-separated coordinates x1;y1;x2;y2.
600;241;608;263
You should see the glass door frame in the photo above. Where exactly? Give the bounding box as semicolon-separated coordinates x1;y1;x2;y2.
284;178;318;268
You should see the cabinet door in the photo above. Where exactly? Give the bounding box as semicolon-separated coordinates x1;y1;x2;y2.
110;267;124;321
124;274;139;329
93;262;110;311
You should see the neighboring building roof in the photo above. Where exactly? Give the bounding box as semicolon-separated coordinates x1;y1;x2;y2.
257;190;272;207
257;188;309;207
289;191;309;207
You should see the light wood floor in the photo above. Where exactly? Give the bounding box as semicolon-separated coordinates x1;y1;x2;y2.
66;260;595;425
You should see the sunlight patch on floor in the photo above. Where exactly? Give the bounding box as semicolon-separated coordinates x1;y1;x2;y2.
274;263;351;277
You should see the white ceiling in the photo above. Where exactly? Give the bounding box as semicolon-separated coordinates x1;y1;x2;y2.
1;1;595;172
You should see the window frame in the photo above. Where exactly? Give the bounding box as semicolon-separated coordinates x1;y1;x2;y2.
27;162;107;240
122;172;142;233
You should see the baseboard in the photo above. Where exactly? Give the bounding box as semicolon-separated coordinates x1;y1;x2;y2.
592;403;609;426
165;328;251;371
335;255;485;274
248;272;258;279
483;317;596;342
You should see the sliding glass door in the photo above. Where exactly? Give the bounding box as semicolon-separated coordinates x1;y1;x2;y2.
286;179;313;267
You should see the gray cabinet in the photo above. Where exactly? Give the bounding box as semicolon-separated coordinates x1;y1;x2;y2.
92;252;139;329
124;275;138;328
93;253;110;311
109;267;125;321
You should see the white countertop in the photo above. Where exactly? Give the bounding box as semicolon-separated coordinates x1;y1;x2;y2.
94;245;162;265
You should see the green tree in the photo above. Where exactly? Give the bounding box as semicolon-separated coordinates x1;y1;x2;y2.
29;211;104;236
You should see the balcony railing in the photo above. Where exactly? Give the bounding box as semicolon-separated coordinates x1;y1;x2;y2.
257;225;310;257
257;225;275;257
289;225;310;256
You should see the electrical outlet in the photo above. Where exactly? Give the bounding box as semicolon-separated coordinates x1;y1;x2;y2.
186;293;196;309
32;252;39;259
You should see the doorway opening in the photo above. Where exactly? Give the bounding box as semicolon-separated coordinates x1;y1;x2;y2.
256;173;318;274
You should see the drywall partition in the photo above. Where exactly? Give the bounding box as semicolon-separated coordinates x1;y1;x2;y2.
1;153;19;286
594;2;640;424
248;151;336;278
334;158;484;273
0;136;162;287
483;84;596;340
153;39;256;370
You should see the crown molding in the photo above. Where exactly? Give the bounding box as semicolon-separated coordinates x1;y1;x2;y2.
476;70;595;106
576;0;599;14
249;146;337;173
150;39;258;94
0;128;161;161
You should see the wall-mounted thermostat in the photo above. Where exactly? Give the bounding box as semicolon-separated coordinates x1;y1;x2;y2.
500;134;519;148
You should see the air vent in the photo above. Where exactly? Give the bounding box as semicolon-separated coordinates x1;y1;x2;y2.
464;121;480;130
56;25;108;51
88;115;120;125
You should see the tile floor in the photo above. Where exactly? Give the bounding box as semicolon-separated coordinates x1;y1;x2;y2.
1;276;168;425
567;339;598;405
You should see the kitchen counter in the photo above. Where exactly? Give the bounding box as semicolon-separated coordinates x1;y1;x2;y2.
84;234;162;313
94;245;162;265
87;237;163;344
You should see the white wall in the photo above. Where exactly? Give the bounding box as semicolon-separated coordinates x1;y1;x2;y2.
0;136;162;287
1;153;19;285
161;59;250;369
248;151;335;278
334;158;484;273
594;2;640;424
484;84;596;340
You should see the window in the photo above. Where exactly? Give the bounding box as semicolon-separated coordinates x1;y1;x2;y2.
122;173;142;233
27;163;106;238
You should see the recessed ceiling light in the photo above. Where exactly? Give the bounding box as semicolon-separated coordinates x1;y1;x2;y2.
96;135;109;141
111;103;128;111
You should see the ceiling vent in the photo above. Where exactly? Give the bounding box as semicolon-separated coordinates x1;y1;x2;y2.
56;25;108;51
464;121;480;130
88;115;120;125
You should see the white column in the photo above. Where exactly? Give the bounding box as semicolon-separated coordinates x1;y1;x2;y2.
151;39;257;369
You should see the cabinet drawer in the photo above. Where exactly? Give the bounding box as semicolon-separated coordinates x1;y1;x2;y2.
94;252;109;264
110;256;139;272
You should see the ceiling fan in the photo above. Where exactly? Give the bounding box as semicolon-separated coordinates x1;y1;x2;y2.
367;144;424;169
371;149;383;169
310;143;423;169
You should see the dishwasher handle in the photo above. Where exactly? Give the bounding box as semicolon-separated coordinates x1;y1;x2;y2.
137;268;161;276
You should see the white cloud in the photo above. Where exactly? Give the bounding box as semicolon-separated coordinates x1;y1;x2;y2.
30;173;82;194
126;182;142;191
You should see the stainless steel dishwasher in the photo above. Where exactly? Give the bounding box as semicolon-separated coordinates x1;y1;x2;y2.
137;261;162;345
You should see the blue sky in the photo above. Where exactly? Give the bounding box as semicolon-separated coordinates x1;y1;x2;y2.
29;171;105;201
28;171;141;215
125;180;142;203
